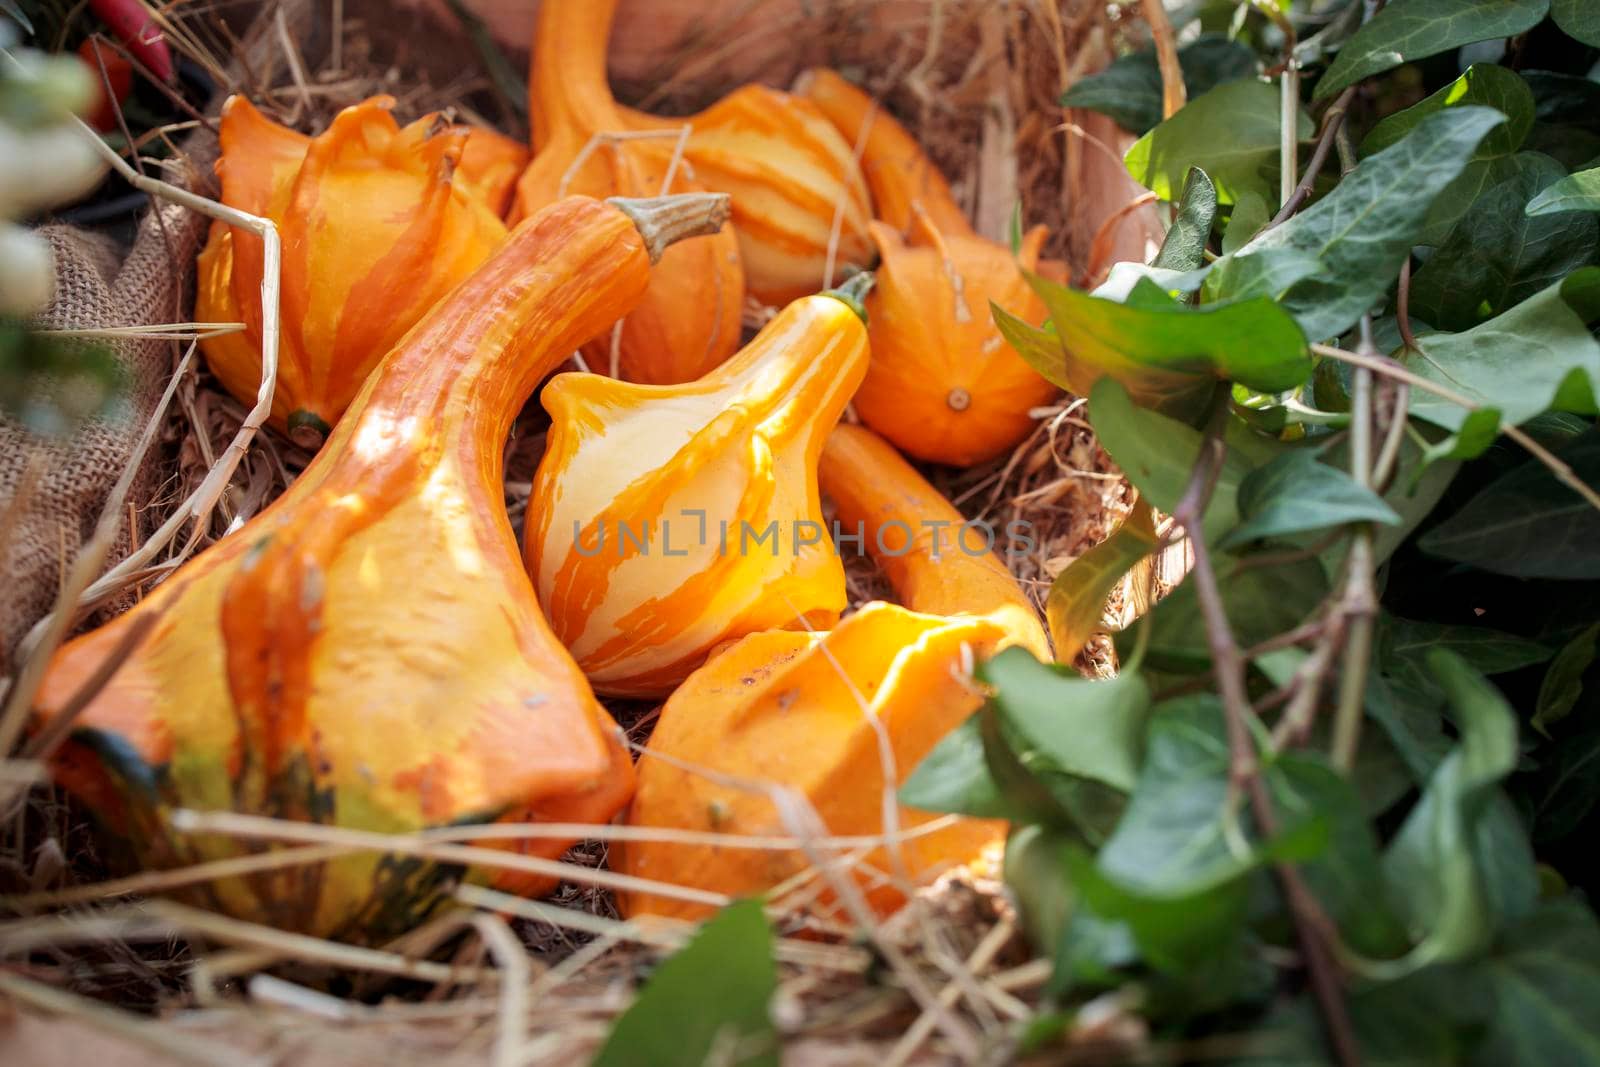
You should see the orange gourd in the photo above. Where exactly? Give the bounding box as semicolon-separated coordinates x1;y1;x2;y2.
620;89;873;305
458;126;531;217
511;0;743;385
615;423;1047;921
195;95;509;446
523;284;871;699
799;69;1060;467
35;194;729;941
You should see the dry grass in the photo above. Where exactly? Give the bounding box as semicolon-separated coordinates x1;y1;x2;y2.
0;2;1161;1063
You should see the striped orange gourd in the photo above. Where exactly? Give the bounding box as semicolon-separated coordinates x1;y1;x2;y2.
524;285;870;698
800;69;1060;467
35;194;727;941
511;0;743;384
615;423;1047;921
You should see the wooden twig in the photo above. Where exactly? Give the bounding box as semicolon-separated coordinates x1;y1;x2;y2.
1270;86;1357;227
1140;0;1186;120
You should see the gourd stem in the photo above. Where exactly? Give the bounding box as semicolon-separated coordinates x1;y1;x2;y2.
822;270;875;323
286;409;331;450
607;194;732;264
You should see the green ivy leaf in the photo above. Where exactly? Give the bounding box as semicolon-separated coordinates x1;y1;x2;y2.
1403;267;1600;457
1470;899;1600;1064
1418;427;1600;577
898;715;1016;820
1378;617;1555;697
1124;79;1312;206
1046;502;1158;662
1534;623;1600;736
1380;649;1531;973
1060;34;1258;135
1153;167;1218;272
1086;379;1257;541
982;648;1152;794
993;275;1309;420
593;900;778;1067
1552;0;1600;46
1359;64;1536;245
1312;0;1550;101
1360;65;1534;160
1130;555;1331;675
1208;108;1505;341
1527;165;1600;215
1524;71;1600;171
1078;697;1327;971
1409;154;1598;332
1219;448;1400;550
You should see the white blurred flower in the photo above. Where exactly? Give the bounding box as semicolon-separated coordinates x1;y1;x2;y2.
0;222;52;314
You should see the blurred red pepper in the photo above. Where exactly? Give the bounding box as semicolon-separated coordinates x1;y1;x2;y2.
88;0;174;83
76;39;134;132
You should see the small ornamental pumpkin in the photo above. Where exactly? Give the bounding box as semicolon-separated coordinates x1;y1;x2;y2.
621;90;874;305
511;0;743;385
524;283;870;699
615;424;1047;921
195;95;508;447
36;193;730;941
799;69;1060;467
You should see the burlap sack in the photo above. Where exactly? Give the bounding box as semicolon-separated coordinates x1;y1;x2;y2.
1;187;208;663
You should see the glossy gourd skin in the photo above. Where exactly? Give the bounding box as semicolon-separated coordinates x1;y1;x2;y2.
525;292;868;699
195;95;509;445
621;90;873;305
511;0;743;385
615;424;1047;922
36;196;691;941
799;69;1060;467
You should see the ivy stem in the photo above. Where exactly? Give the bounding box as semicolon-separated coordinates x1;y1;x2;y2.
1270;85;1357;227
1312;342;1600;514
1331;319;1380;771
1170;401;1361;1067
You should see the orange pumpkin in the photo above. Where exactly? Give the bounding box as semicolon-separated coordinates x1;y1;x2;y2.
799;69;1060;467
615;424;1046;921
36;193;729;940
524;285;870;698
195;95;508;446
511;0;743;385
458;126;531;217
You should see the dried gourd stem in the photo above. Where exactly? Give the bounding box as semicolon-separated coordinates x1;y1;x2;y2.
1140;0;1186;120
168;808;730;909
0;971;251;1067
883;918;1017;1067
607;193;733;264
0;343;195;763
1312;342;1600;514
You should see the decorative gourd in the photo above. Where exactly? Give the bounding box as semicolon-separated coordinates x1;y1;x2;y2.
36;193;730;941
620;90;873;305
458;126;531;217
798;69;1060;467
523;283;870;698
615;423;1047;921
195;95;509;447
511;0;743;385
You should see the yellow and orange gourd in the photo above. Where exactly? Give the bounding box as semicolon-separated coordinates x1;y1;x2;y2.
618;72;873;305
511;0;743;385
195;95;511;446
615;423;1047;921
799;69;1059;467
524;284;870;699
36;193;728;940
